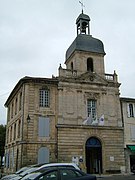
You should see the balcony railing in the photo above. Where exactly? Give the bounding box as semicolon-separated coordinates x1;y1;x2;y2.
105;71;118;82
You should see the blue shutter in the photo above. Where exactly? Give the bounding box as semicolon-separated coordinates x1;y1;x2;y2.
5;152;8;168
38;147;49;164
131;125;135;140
38;117;50;137
12;149;14;167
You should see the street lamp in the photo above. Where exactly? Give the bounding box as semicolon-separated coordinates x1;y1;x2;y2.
27;115;31;123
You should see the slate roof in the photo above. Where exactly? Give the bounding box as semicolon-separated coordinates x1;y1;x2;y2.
66;34;106;60
76;13;90;24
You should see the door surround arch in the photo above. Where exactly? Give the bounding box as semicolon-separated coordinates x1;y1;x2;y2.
85;136;102;174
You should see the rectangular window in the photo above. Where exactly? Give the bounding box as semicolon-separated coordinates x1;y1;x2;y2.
15;97;18;115
14;124;16;140
127;103;135;117
87;99;97;120
39;89;50;107
19;92;22;111
7;129;9;144
131;125;135;140
10;126;12;142
18;120;21;138
6;152;10;168
11;149;14;168
38;117;50;137
8;107;10;122
11;103;14;118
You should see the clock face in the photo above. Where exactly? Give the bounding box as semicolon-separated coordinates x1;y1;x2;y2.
90;75;94;81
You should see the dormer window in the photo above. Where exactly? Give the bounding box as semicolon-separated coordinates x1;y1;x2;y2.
87;58;93;72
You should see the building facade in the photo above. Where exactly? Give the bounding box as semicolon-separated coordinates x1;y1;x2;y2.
4;12;126;174
120;98;135;173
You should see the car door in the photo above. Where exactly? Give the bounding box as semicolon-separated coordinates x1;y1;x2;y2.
59;169;83;180
38;170;58;180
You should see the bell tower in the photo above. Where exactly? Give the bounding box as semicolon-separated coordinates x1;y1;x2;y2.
57;9;107;78
76;12;90;35
63;11;106;77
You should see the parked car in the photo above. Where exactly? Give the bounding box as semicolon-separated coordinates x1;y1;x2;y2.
1;164;44;180
2;163;80;180
1;166;31;180
35;163;80;171
12;167;39;180
131;164;135;174
21;167;97;180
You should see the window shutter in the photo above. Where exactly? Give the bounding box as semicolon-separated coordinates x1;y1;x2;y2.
131;125;135;140
38;117;50;137
12;149;14;167
6;152;10;168
127;103;130;117
38;147;49;164
133;104;135;117
5;152;8;168
45;117;50;137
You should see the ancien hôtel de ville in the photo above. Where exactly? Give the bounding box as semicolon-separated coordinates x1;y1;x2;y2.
4;8;135;175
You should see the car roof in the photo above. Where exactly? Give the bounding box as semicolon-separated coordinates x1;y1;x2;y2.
21;167;85;180
21;167;37;175
36;163;80;170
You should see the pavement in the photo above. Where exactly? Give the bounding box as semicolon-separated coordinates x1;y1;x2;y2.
95;172;134;178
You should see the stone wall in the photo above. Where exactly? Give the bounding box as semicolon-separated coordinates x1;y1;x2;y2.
57;124;125;174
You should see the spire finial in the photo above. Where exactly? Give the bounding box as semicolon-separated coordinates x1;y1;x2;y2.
79;0;85;13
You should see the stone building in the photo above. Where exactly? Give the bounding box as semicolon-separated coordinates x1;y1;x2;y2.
4;11;125;174
120;97;135;173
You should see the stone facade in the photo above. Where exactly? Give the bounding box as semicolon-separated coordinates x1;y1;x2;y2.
120;98;135;173
4;12;126;174
57;125;124;173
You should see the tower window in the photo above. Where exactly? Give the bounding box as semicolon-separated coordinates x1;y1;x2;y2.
87;58;93;72
81;21;87;34
71;62;73;71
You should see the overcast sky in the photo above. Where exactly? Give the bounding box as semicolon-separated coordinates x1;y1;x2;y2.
0;0;135;124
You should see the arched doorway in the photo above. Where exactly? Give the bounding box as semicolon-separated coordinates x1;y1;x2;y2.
85;137;102;174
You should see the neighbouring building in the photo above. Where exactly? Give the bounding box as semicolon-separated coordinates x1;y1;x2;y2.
4;11;126;174
120;98;135;173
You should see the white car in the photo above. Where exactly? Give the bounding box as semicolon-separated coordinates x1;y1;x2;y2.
21;167;97;180
36;163;80;171
6;163;80;180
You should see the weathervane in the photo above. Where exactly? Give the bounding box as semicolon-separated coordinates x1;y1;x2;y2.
79;0;85;13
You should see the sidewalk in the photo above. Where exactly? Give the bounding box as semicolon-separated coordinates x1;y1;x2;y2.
96;172;133;178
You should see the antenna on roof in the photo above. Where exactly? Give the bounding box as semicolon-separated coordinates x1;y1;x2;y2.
79;0;85;13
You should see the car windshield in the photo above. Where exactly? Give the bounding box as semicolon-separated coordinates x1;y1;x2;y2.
16;167;30;174
21;172;41;180
19;167;37;177
23;168;84;180
15;164;44;175
1;174;18;180
60;169;84;179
